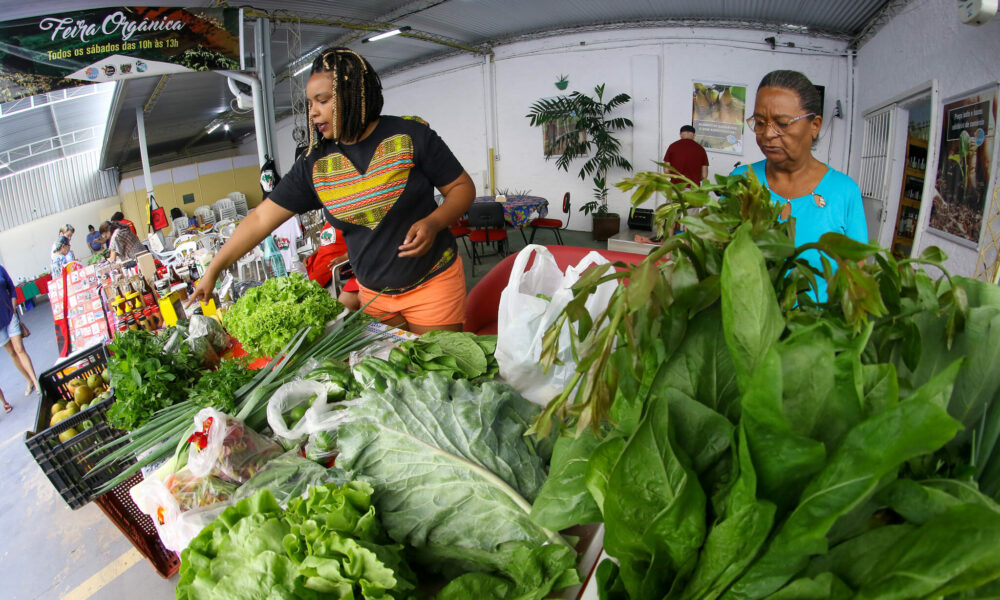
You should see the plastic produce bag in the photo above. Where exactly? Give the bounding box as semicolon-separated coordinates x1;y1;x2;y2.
231;450;350;507
188;314;231;354
495;244;618;405
266;379;337;442
129;471;234;552
187;408;283;484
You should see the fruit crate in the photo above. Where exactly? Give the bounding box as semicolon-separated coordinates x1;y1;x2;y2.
24;344;131;509
95;472;181;578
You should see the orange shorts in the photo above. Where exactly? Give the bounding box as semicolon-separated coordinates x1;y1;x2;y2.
358;257;466;327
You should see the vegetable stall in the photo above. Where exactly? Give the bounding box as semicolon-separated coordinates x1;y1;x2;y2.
24;170;1000;599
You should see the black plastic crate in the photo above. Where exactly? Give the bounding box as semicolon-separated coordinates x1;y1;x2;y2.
24;344;131;509
95;473;180;579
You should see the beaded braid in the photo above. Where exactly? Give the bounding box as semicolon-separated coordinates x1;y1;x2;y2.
306;48;383;154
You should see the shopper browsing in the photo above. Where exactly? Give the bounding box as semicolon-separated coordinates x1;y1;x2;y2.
732;69;867;302
110;211;138;237
0;264;39;399
190;47;475;334
53;224;76;261
86;224;103;252
100;220;144;262
50;236;72;277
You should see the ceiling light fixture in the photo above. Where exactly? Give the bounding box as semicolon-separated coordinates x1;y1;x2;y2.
207;122;221;134
363;25;411;43
223;123;230;131
293;63;312;76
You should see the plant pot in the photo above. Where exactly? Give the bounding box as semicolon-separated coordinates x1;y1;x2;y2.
592;214;621;241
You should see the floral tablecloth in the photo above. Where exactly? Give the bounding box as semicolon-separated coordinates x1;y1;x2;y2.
473;196;548;228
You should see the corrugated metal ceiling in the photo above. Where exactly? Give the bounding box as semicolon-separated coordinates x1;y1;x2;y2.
0;0;895;175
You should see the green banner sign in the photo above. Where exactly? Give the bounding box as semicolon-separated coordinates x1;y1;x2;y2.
0;6;241;102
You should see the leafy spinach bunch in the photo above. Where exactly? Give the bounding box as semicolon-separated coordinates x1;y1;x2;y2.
106;329;204;431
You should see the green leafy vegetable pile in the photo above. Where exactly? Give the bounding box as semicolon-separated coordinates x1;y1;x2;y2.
333;372;580;594
387;331;499;380
525;169;1000;598
177;482;417;600
187;356;255;414
106;329;204;431
223;273;344;358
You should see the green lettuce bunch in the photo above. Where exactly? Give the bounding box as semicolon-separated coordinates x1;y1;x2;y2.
177;481;417;600
223;273;344;358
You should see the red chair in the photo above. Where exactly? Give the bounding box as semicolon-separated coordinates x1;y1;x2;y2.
450;218;471;256
529;192;571;244
464;245;647;335
467;202;508;276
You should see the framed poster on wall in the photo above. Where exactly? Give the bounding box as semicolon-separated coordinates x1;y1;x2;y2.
928;84;999;247
691;81;747;154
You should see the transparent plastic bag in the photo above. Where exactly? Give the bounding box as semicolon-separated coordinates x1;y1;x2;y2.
162;468;238;510
231;450;350;507
266;379;338;442
188;314;231;354
187;408;283;484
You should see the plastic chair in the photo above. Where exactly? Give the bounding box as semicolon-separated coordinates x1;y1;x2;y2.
449;217;471;257
529;192;571;244
467;202;508;277
195;205;216;227
227;192;249;217
171;216;190;238
213;198;238;222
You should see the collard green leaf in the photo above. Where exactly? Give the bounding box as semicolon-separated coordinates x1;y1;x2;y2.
434;543;580;600
806;524;914;589
530;430;603;530
724;362;963;599
860;362;899;417
334;374;568;575
603;388;707;598
721;222;785;392
767;572;853;600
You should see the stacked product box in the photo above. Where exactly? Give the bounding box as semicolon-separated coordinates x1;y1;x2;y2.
49;265;112;352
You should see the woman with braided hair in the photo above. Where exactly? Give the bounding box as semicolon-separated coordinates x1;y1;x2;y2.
191;48;476;333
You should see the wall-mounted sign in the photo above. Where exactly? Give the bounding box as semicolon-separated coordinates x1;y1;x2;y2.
0;6;240;102
691;81;747;155
928;85;998;246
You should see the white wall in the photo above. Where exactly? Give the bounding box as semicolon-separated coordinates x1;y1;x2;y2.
266;26;852;231
0;195;121;281
381;27;851;226
852;0;1000;276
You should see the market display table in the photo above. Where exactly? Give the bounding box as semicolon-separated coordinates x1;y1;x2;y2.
15;273;52;313
474;195;548;227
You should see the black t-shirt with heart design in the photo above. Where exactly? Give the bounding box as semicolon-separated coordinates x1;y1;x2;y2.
269;116;465;293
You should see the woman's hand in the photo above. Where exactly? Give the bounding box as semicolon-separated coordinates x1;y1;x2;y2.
398;217;441;258
188;274;217;306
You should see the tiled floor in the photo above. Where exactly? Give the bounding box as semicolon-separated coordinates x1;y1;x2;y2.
0;224;617;599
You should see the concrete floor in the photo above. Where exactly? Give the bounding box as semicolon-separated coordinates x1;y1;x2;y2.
0;226;611;600
0;297;178;600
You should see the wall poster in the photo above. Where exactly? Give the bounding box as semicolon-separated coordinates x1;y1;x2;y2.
691;81;746;154
0;7;241;103
928;85;998;245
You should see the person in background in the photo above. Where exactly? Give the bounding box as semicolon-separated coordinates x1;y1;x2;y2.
0;264;38;399
664;124;710;185
50;236;72;277
732;69;867;302
0;387;11;414
191;47;475;334
100;220;144;262
110;211;137;237
634;125;711;245
54;224;76;261
86;224;103;252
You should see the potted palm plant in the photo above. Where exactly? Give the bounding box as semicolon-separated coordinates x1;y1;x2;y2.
527;83;633;240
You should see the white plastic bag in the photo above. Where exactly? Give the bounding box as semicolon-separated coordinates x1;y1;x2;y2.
266;379;335;442
129;471;233;553
495;245;618;405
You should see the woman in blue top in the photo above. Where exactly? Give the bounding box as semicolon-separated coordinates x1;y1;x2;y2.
732;70;867;301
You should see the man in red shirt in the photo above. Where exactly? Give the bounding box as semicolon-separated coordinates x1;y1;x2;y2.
663;125;709;185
